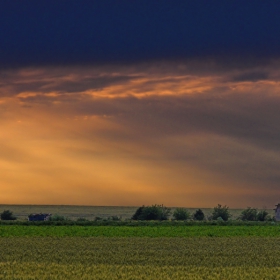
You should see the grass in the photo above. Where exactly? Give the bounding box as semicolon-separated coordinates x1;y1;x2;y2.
1;237;280;279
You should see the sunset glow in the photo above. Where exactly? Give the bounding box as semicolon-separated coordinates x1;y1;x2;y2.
1;2;280;207
0;61;279;207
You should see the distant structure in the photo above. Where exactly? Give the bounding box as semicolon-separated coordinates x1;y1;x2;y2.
274;204;280;221
28;213;51;221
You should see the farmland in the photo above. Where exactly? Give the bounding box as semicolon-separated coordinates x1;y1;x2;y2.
0;224;280;237
1;205;280;279
1;237;280;279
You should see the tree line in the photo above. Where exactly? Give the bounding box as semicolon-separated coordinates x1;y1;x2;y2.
0;205;274;222
131;204;274;222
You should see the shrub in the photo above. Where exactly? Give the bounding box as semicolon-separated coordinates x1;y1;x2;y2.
216;216;224;222
173;208;190;220
239;207;258;221
239;208;270;221
257;210;269;221
131;205;171;221
76;217;89;222
49;214;67;221
193;209;205;221
131;206;145;220
108;216;122;221
0;210;17;220
212;204;231;221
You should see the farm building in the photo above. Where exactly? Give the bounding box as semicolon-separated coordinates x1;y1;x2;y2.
274;204;280;221
28;213;51;221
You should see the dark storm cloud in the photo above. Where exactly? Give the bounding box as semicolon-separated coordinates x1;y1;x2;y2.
47;76;139;93
67;91;280;193
75;91;280;151
1;1;280;68
0;68;140;98
2;64;280;154
231;71;269;82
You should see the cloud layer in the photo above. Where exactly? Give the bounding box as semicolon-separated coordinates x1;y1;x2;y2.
1;59;280;207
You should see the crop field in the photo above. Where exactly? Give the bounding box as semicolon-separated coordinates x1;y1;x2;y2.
1;237;280;279
1;205;279;279
1;225;280;237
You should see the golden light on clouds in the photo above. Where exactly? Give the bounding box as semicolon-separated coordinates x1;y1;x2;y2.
1;61;280;207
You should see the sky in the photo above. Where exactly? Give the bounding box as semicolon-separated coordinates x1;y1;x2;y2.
1;1;280;208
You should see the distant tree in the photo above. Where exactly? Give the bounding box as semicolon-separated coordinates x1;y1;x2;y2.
131;205;171;221
239;207;258;221
256;210;269;221
0;210;17;220
131;206;145;220
212;204;231;221
240;208;271;221
173;208;190;221
193;209;205;221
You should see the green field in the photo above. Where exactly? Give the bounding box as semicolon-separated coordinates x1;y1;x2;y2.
1;236;280;279
1;205;279;279
0;225;280;237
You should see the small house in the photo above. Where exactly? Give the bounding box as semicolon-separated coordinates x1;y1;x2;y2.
274;204;280;221
28;213;51;221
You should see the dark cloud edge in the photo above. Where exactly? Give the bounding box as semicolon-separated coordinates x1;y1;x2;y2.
1;53;280;71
